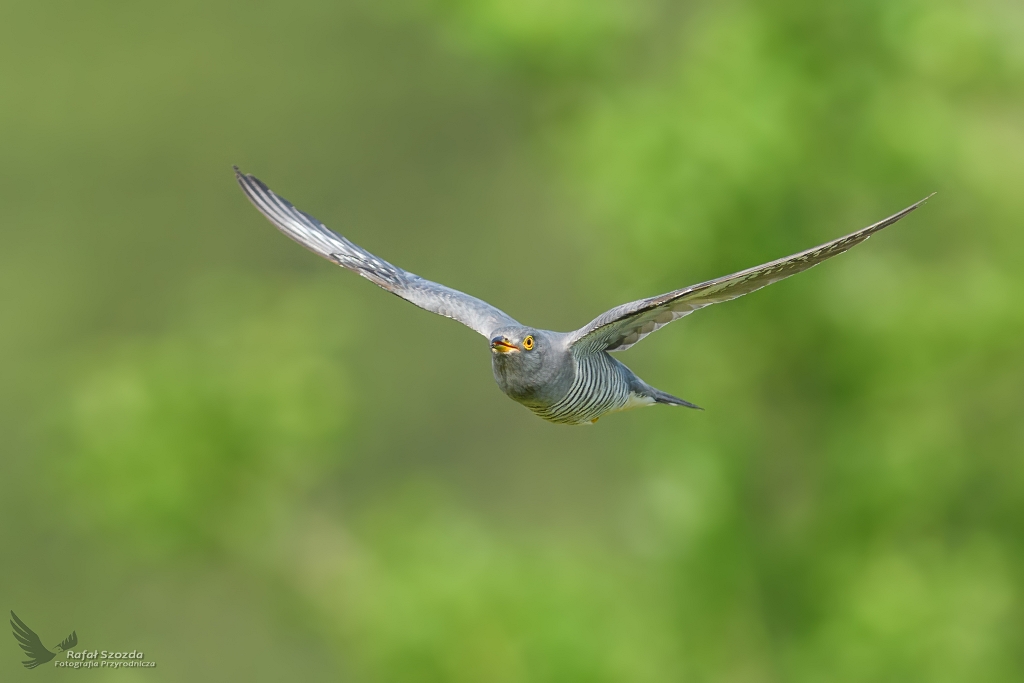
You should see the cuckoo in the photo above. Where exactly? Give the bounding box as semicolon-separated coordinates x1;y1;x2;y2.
235;168;930;425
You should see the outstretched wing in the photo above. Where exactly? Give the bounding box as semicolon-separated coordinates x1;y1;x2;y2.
235;168;520;338
568;197;932;354
10;611;57;669
57;631;78;651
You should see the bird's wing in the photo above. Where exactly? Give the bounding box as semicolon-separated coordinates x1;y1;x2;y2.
567;197;932;354
10;611;57;669
235;168;520;338
57;631;78;651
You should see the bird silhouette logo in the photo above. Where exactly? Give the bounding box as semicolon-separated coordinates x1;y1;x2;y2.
10;611;78;669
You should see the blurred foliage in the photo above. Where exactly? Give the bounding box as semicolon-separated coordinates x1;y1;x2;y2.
57;278;351;555
1;0;1022;681
423;0;646;77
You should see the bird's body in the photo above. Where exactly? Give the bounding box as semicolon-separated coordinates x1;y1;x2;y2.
235;167;930;425
489;329;688;424
520;349;636;425
527;352;663;425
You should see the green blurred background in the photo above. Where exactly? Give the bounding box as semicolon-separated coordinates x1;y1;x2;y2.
2;0;1022;680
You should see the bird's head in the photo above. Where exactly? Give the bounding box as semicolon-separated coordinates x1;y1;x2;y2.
490;327;573;406
489;327;540;357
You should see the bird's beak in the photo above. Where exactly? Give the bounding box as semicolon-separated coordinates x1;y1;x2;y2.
490;337;518;353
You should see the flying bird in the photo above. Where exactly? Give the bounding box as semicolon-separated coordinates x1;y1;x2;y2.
10;611;77;669
235;167;930;425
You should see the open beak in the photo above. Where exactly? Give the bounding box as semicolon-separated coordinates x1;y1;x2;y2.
490;337;518;354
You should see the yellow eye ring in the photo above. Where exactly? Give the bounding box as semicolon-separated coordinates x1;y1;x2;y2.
523;335;534;350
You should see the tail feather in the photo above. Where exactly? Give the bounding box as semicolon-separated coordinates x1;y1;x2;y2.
650;387;703;410
616;358;703;412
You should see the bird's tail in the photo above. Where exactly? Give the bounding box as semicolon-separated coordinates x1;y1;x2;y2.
620;362;704;411
649;387;703;410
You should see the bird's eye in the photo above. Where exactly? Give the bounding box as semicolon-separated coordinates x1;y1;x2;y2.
523;335;534;350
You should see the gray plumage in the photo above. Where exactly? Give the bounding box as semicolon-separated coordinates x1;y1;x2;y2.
235;167;931;425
